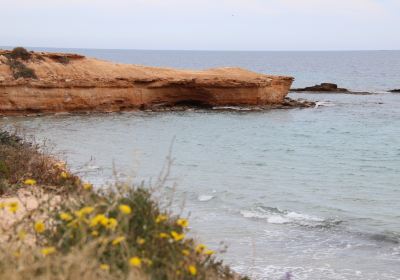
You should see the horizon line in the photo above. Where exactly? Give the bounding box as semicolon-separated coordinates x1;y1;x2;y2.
1;45;400;52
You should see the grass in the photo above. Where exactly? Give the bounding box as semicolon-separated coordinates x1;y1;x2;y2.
0;129;247;280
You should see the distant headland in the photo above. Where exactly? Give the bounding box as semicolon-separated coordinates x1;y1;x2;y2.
0;48;314;115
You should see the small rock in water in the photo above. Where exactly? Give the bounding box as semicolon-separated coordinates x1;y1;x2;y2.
292;83;349;93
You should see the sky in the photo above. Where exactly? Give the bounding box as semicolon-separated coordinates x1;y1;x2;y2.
1;0;400;51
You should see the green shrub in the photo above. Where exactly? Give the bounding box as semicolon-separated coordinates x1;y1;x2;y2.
10;47;32;60
7;60;37;79
0;131;22;146
53;56;70;65
0;161;9;178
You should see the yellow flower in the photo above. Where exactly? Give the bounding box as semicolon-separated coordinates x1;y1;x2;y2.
24;179;37;186
158;232;169;239
137;237;146;245
171;231;185;241
75;206;94;218
204;249;214;255
176;218;189;228
119;204;132;215
83;183;93;191
0;202;5;209
182;249;190;256
105;218;118;230
90;214;108;227
41;247;56;256
59;212;73;221
188;265;197;276
34;221;46;233
195;244;206;254
60;171;68;179
8;202;19;214
99;264;110;271
129;257;141;267
91;230;99;237
111;236;126;246
90;215;117;230
155;214;167;223
18;230;27;240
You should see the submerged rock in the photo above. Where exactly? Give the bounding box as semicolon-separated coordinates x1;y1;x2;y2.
291;83;349;93
0;49;295;115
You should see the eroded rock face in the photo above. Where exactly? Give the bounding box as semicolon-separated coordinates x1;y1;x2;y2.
291;83;348;93
0;50;294;115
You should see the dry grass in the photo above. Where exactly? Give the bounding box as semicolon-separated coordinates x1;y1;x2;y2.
0;130;80;195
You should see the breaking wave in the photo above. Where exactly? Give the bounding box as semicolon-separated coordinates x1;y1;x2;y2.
240;206;341;228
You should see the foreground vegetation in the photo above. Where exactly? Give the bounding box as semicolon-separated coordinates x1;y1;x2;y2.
0;130;245;280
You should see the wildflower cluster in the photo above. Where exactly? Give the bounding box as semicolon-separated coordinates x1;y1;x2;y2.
12;185;233;280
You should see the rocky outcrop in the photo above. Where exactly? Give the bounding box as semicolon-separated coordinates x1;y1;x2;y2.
389;89;400;93
0;50;294;115
291;83;349;93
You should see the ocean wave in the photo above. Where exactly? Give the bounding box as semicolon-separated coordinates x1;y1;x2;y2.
198;195;214;202
314;101;335;108
240;206;341;228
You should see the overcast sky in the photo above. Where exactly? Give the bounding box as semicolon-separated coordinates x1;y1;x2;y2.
2;0;400;51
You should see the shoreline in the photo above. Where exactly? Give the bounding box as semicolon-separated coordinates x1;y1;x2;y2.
0;97;316;117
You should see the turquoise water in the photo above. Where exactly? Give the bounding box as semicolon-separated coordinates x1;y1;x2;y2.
2;50;400;279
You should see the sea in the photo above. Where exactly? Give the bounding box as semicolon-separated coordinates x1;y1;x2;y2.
1;49;400;280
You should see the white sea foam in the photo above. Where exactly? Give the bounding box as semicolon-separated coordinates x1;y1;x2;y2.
198;195;214;202
240;207;327;226
212;106;253;111
314;101;335;108
286;211;324;222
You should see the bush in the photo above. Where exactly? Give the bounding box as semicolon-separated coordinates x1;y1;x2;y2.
10;47;32;60
0;131;22;146
0;130;78;189
7;60;37;79
1;184;239;280
53;56;70;65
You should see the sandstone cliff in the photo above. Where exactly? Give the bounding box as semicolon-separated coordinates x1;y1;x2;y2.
0;49;294;115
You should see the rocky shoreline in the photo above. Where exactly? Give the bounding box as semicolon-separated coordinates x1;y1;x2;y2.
0;97;315;117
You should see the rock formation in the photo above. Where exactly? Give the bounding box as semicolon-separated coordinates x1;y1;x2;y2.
0;49;294;115
389;89;400;93
291;83;349;93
